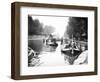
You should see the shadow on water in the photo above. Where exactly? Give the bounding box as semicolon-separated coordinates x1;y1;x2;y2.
61;50;81;65
28;40;58;52
28;39;43;52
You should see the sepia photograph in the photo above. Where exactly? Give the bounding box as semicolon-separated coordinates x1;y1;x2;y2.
28;15;88;67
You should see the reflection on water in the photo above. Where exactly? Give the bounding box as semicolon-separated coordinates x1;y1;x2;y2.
62;53;78;65
42;44;57;52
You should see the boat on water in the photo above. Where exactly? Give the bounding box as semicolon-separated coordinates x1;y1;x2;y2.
46;34;58;47
61;48;81;57
47;39;58;47
61;38;81;57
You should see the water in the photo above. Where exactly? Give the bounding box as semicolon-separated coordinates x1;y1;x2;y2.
38;41;68;66
28;38;81;66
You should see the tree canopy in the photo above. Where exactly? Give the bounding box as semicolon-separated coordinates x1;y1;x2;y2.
66;17;88;41
28;16;43;35
43;25;55;35
28;16;55;36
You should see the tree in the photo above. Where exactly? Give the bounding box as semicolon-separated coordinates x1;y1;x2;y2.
43;25;55;35
28;16;43;35
65;17;88;41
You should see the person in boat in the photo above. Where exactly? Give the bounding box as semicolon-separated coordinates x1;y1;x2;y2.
74;45;88;65
70;39;81;56
61;38;79;51
46;34;53;45
51;38;58;46
61;38;80;56
46;34;58;47
61;39;71;51
71;39;80;50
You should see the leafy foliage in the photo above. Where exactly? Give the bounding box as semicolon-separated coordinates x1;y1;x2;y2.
28;16;43;35
43;25;55;35
28;16;55;35
66;17;88;41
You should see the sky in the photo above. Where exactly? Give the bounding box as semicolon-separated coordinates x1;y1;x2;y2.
32;15;69;38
